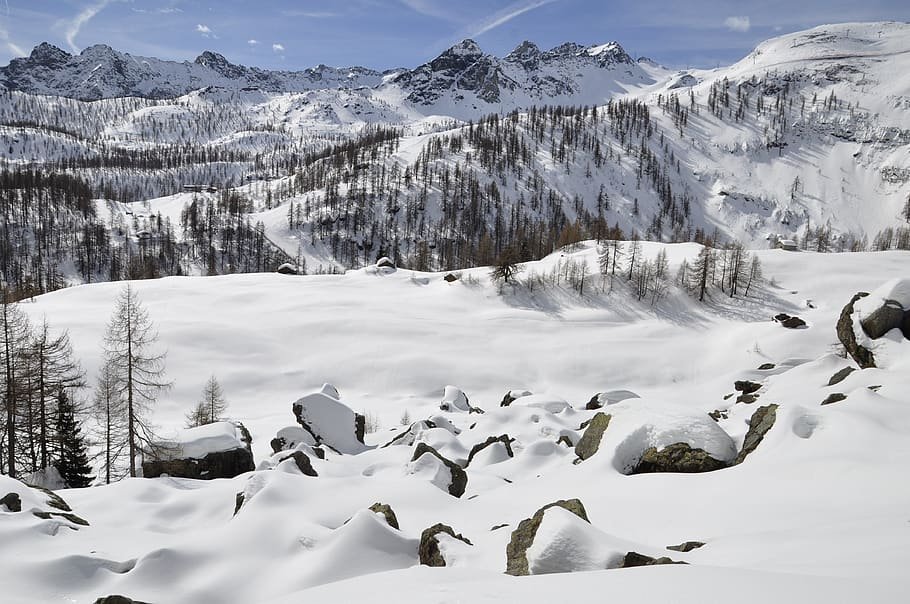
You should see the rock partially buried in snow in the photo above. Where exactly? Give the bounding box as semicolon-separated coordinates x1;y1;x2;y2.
774;313;807;329
505;499;589;576
277;450;318;476
500;389;533;407
586;390;640;410
382;420;436;447
827;367;856;386
408;443;468;497
376;256;395;269
292;384;368;454
438;385;481;413
734;404;779;464
620;551;686;567
270;426;317;453
506;393;570;413
856;279;910;339
368;502;399;530
466;434;514;467
1;492;22;512
574;412;611;461
419;523;473;567
667;541;706;552
632;443;728;474
142;421;254;480
93;597;151;604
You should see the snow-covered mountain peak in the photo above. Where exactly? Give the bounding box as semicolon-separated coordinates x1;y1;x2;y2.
26;42;71;67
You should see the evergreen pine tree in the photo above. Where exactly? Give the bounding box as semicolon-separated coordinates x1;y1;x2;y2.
54;389;93;488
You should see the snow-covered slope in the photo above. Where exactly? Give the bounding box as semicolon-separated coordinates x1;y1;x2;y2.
1;244;909;603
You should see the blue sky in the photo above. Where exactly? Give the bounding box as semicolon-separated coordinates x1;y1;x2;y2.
0;1;908;70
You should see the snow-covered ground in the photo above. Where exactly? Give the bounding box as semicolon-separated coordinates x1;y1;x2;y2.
2;243;909;603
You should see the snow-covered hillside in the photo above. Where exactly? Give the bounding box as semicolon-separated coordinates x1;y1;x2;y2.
1;244;909;603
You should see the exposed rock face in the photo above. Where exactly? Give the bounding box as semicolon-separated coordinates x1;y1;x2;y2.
418;523;473;566
837;292;876;368
505;499;589;576
142;447;254;480
410;443;468;497
278;451;318;476
620;552;686;567
466;434;514;466
574;412;611;461
667;541;705;552
828;367;856;386
734;404;779;464
1;492;22;512
632;443;728;474
821;393;847;405
369;503;400;530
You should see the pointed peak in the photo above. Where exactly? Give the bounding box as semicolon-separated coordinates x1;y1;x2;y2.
80;44;117;56
25;42;71;67
506;40;540;60
586;41;633;65
195;50;230;66
444;39;483;57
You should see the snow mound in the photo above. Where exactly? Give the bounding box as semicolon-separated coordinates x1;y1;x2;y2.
525;507;631;574
507;393;571;413
607;401;737;474
592;390;641;407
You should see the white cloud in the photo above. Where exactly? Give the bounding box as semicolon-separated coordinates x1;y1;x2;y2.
247;39;259;46
64;0;118;53
196;24;211;34
272;43;285;52
399;0;456;20
724;16;751;33
0;24;26;58
466;0;558;38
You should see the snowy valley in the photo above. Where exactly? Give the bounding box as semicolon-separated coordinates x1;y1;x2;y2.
0;17;909;604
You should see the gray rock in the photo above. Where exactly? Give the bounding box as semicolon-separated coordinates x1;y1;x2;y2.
368;502;399;530
620;552;686;567
505;499;589;576
821;392;847;406
410;443;468;497
758;363;776;370
419;523;472;566
860;299;906;339
278;451;318;476
233;492;244;516
633;443;728;474
142;447;254;480
574;412;611;461
443;273;459;283
774;313;807;329
734;380;762;394
828;367;856;386
837;292;876;368
466;434;514;466
556;435;574;447
667;541;705;552
735;404;779;464
33;510;89;526
1;492;21;512
93;596;151;604
736;393;759;404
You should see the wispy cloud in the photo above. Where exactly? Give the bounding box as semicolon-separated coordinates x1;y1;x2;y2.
272;43;285;52
399;0;457;21
0;24;26;57
466;0;558;38
196;23;212;34
281;10;342;18
64;0;118;53
247;39;259;46
724;16;751;33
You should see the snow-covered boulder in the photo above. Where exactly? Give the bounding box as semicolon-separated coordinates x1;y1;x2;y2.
505;499;590;575
142;421;254;480
270;426;317;453
466;434;514;467
0;476;88;528
291;384;368;454
382;420;436;447
585;389;640;410
438;385;479;413
407;443;467;497
500;389;533;406
856;278;910;339
605;401;737;475
276;262;298;275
